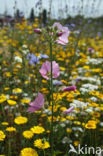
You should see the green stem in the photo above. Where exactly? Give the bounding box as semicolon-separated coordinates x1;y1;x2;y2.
43;149;46;156
50;41;54;156
1;103;5;117
8;139;11;156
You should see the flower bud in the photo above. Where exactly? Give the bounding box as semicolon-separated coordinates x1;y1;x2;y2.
57;32;64;37
34;29;42;34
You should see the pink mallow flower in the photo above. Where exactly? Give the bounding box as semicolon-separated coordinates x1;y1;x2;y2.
62;85;76;92
63;106;74;115
39;60;60;80
53;22;70;45
27;93;44;113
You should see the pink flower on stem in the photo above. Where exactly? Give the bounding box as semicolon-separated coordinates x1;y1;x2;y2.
63;106;74;115
53;22;70;45
34;28;42;34
27;93;44;113
39;61;60;80
62;85;76;92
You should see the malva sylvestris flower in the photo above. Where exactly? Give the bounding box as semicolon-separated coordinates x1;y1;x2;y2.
62;85;76;92
63;106;74;115
53;22;70;45
88;47;94;52
27;93;44;113
39;61;60;80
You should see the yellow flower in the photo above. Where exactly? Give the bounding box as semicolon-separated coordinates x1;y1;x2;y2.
0;94;7;103
0;131;6;141
74;90;80;95
97;94;103;99
35;18;39;22
60;107;67;111
48;105;60;112
6;127;16;132
85;123;96;129
89;90;99;96
5;72;11;77
92;68;102;72
41;114;46;118
89;103;99;107
34;139;50;149
66;128;72;133
83;66;90;69
40;88;49;93
91;112;100;118
58;58;64;61
74;141;80;146
73;121;81;125
12;88;22;94
14;116;28;125
7;100;17;106
46;130;50;133
23;130;34;139
4;87;10;91
24;81;29;84
31;126;45;134
66;116;75;120
60;117;66;122
87;120;97;125
33;23;38;28
10;95;18;100
20;99;30;104
61;80;68;84
20;147;38;156
42;80;47;83
1;122;9;126
91;118;100;124
60;67;66;71
48;116;56;122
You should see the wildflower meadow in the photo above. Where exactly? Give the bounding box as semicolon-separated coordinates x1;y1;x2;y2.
0;1;103;156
